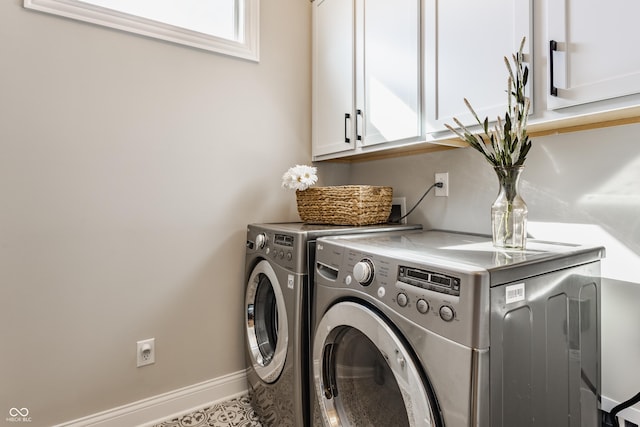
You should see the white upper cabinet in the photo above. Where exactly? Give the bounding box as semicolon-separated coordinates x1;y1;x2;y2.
547;0;640;110
312;0;355;157
423;0;532;133
312;0;421;159
357;0;421;148
312;0;640;161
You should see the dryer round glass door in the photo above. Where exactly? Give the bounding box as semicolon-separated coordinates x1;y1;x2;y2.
246;260;289;383
313;301;440;427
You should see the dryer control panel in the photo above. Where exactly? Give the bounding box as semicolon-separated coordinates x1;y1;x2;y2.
398;266;461;297
315;234;491;349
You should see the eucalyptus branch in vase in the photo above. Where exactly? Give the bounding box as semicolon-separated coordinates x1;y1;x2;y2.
445;37;532;249
445;37;531;169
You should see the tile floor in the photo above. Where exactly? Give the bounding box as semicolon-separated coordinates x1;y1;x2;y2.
152;395;262;427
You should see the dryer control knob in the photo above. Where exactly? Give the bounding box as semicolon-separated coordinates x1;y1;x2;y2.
353;259;374;286
255;233;267;249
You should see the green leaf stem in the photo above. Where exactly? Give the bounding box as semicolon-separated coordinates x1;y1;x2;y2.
447;37;531;168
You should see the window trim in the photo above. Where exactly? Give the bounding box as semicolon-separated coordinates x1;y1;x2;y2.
23;0;260;61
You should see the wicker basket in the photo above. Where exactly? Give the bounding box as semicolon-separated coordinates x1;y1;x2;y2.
295;185;393;226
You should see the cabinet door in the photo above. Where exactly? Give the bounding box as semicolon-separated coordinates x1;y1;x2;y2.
358;0;421;147
424;0;532;132
312;0;356;158
547;0;640;110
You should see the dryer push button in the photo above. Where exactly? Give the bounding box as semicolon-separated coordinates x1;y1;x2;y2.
416;299;430;314
439;305;455;322
397;293;408;307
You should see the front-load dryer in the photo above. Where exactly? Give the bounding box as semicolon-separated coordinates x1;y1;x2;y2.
312;230;604;426
244;222;421;427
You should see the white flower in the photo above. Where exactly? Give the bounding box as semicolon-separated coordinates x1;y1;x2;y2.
281;164;318;191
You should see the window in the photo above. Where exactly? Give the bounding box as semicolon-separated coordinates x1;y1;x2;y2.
24;0;260;61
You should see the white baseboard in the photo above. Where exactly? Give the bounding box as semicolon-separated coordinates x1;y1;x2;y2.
602;395;640;425
53;369;249;427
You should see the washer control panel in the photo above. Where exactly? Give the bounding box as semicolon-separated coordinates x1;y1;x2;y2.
398;266;461;296
247;228;298;271
271;234;294;262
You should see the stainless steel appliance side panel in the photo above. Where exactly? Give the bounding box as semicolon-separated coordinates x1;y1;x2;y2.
489;261;601;427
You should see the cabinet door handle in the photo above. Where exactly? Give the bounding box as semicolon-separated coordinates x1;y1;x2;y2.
356;109;363;141
550;40;558;96
344;113;351;143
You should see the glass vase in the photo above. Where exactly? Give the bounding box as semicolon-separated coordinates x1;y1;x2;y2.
491;166;528;249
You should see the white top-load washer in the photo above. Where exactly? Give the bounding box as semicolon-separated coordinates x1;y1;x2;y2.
312;229;604;427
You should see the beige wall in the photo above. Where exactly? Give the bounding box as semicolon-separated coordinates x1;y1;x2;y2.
0;1;310;425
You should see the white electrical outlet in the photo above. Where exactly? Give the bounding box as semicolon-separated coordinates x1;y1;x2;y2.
137;338;155;367
435;172;449;197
